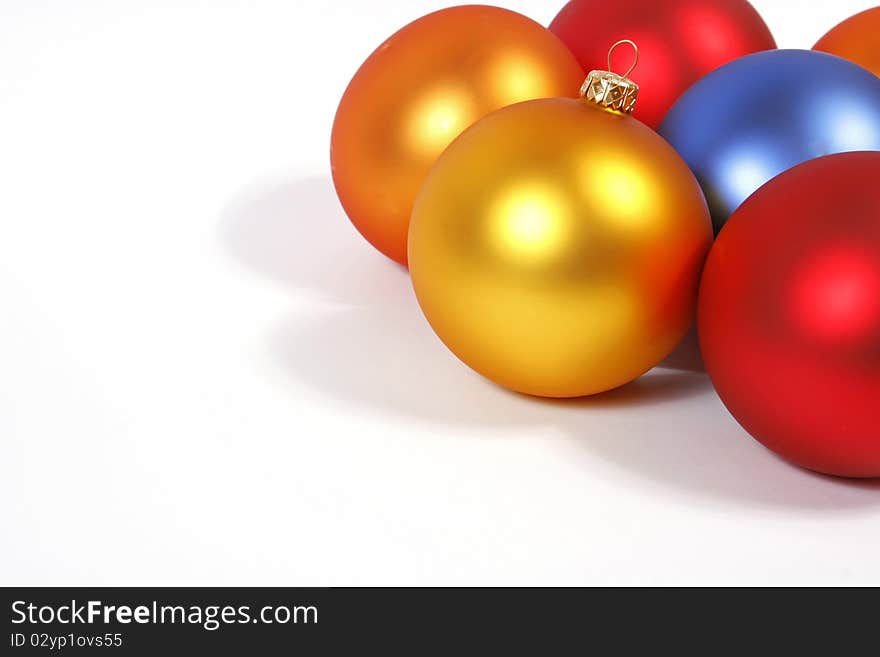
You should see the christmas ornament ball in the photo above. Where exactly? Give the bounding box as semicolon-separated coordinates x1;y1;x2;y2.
409;86;713;398
549;0;776;129
331;5;584;265
814;7;880;77
699;152;880;478
660;49;880;233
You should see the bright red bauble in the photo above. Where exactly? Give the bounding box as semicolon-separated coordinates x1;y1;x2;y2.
549;0;776;129
699;152;880;478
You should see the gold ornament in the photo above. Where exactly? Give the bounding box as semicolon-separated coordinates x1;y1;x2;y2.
408;42;713;397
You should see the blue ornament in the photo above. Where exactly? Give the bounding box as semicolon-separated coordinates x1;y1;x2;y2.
660;49;880;232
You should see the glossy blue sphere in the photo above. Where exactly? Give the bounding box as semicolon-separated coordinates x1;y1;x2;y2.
660;49;880;232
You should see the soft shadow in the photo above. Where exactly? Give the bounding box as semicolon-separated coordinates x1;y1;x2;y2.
547;370;709;409
221;175;880;509
221;175;406;307
266;305;704;428
660;327;704;372
562;393;880;510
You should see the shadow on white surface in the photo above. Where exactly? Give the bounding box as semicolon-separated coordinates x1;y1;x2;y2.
660;327;704;372
221;175;880;509
265;308;707;427
222;173;407;307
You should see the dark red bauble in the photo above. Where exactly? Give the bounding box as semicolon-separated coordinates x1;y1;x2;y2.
699;152;880;478
549;0;776;129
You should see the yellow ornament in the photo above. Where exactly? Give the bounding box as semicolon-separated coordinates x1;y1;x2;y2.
408;42;713;398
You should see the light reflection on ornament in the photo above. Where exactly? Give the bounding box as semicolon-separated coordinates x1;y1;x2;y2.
677;0;746;61
588;159;652;227
820;100;880;152
406;85;476;156
490;55;548;104
716;147;776;207
790;246;880;344
492;183;569;259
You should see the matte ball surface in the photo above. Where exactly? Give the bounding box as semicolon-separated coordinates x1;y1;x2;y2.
699;152;880;478
331;5;585;265
549;0;776;129
409;98;713;398
660;49;880;232
814;7;880;77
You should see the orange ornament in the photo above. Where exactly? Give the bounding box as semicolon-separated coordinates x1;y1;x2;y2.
330;5;584;265
814;7;880;76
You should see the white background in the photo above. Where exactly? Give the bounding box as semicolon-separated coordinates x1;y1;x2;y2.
1;0;879;586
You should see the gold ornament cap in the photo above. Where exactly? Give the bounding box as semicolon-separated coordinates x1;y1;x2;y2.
580;40;640;114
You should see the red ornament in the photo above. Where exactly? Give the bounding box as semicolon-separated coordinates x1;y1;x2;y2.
698;152;880;478
549;0;776;129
